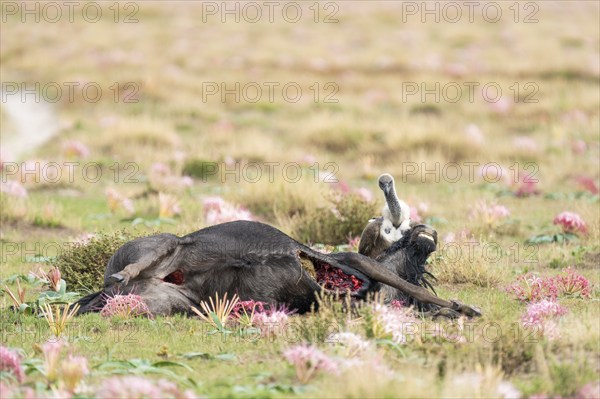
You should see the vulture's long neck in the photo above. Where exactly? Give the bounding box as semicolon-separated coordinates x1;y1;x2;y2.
384;182;402;228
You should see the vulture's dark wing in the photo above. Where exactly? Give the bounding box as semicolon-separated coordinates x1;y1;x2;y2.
358;217;383;257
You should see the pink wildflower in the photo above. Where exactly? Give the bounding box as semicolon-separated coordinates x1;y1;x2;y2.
515;175;540;197
203;196;226;213
496;381;522;399
347;236;360;252
561;109;588;124
571;139;587;155
553;211;587;234
506;274;559;302
410;202;429;223
105;188;135;215
100;294;151;318
0;346;24;383
417;202;429;214
390;299;407;309
232;300;266;326
575;176;599;195
327;332;371;356
410;206;422;223
1;180;27;198
488;96;512;114
47;267;62;292
521;299;567;340
254;310;290;338
149;163;194;190
95;376;197;399
442;229;473;244
354;187;373;202
478;165;512;186
62;140;90;159
299;154;317;165
469;201;510;225
330;180;350;193
0;149;15;171
180;176;194;188
60;355;89;392
555;267;591;298
444;62;468;77
283;344;338;383
151;162;171;177
464;124;485;145
42;340;64;382
203;196;253;225
233;300;266;316
372;303;417;344
158;192;181;218
577;382;600;399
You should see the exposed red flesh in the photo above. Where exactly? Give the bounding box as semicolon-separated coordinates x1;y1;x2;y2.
163;270;185;285
315;263;363;292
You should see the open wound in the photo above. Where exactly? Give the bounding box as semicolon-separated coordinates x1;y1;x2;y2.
299;253;363;292
163;270;185;285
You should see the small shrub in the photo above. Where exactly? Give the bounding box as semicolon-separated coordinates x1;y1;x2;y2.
182;159;219;180
292;193;378;245
51;230;140;291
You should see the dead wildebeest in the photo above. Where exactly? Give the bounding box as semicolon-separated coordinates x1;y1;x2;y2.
76;220;480;318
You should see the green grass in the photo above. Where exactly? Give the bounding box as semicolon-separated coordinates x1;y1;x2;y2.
1;2;599;397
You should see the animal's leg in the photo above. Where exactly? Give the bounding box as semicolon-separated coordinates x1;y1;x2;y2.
327;252;481;318
108;239;179;286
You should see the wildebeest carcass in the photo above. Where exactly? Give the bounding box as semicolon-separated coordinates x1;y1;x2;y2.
76;220;480;317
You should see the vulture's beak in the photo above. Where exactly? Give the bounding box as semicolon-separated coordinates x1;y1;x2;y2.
380;181;392;196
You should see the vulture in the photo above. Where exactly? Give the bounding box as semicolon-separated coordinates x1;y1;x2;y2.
76;220;480;318
358;173;411;258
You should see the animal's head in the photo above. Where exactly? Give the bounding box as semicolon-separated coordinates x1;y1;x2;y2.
378;173;395;196
382;224;437;260
403;223;437;256
378;223;437;289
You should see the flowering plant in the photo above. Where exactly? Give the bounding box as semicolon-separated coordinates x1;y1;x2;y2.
100;294;151;318
507;268;591;301
527;211;587;244
283;344;338;384
0;346;25;383
521;299;568;340
506;273;559;302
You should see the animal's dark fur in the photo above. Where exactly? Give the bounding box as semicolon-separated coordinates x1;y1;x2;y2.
76;221;480;318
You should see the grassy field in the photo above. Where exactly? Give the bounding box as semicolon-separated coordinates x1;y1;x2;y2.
1;1;599;398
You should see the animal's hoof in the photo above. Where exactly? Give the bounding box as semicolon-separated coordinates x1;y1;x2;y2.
109;273;127;284
451;300;482;318
433;308;461;319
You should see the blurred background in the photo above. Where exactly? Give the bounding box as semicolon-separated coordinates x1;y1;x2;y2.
1;1;598;241
1;3;600;397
